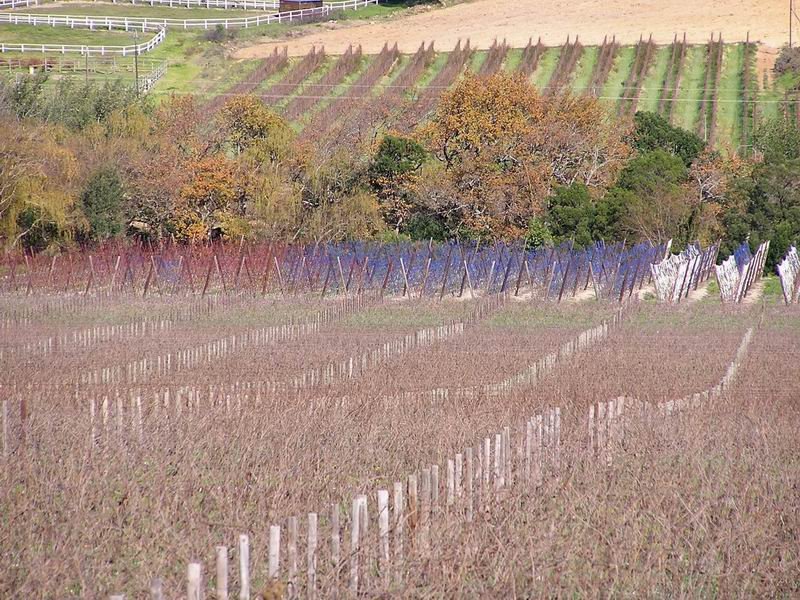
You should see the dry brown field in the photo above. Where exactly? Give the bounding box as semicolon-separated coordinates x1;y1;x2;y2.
235;0;787;58
1;290;798;598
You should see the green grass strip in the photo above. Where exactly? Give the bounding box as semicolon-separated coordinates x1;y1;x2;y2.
0;24;136;45
601;45;635;112
295;51;373;129
715;43;744;153
673;45;707;132
22;5;275;18
468;50;488;73
570;45;598;94
503;48;523;72
411;50;448;100
531;46;560;90
637;45;671;114
276;54;334;110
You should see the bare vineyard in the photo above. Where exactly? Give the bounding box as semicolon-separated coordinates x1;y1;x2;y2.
199;34;778;153
1;240;798;598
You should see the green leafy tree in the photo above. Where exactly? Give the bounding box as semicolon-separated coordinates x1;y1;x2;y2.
617;149;687;194
632;112;705;166
80;167;125;241
369;135;428;233
524;216;553;248
369;135;427;180
724;159;800;269
610;150;694;245
546;184;596;246
753;115;800;162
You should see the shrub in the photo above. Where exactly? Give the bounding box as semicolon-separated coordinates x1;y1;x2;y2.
203;25;237;43
632;112;705;167
774;45;800;76
80;167;125;241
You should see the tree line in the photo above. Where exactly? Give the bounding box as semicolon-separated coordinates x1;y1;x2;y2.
1;70;798;269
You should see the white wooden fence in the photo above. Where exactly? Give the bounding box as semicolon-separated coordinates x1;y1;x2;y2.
650;241;719;303
2;0;281;9
0;26;165;55
715;241;770;303
0;0;379;55
776;245;800;305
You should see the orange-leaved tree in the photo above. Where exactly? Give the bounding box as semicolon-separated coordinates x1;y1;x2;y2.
415;73;630;238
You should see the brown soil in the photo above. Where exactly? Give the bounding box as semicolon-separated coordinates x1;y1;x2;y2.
756;45;779;90
234;0;787;58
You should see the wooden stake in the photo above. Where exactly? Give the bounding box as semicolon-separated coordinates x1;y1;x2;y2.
288;516;298;594
2;399;7;459
149;578;163;600
446;459;455;507
377;489;390;577
349;498;361;593
268;525;281;580
407;474;418;540
307;513;318;598
331;504;341;580
216;546;228;600
465;447;474;522
238;534;250;600
393;481;404;565
187;562;202;600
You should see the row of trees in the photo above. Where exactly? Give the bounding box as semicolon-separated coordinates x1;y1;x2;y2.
1;71;798;268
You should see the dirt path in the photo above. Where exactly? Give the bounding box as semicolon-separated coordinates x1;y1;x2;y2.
756;46;779;90
567;286;597;303
234;0;787;57
741;279;764;305
687;279;711;304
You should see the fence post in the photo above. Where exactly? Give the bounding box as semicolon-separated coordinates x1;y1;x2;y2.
377;489;390;579
331;503;341;582
307;512;318;598
393;481;404;566
288;516;298;594
465;447;474;522
268;524;281;580
2;399;7;459
149;578;163;600
349;497;361;593
216;546;228;600
238;534;250;600
187;562;202;600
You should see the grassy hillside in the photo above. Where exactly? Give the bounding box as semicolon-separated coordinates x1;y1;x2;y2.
0;2;794;152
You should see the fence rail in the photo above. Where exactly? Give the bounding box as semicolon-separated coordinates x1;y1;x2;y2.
0;26;165;55
0;0;378;54
2;0;281;9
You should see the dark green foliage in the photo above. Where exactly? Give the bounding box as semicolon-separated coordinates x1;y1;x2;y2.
617;149;687;195
632;111;705;166
721;159;800;270
80;167;125;241
15;206;63;252
546;184;596;247
753;115;800;162
369;135;427;181
404;213;446;241
593;188;629;241
524;216;553;248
